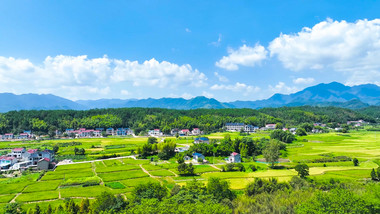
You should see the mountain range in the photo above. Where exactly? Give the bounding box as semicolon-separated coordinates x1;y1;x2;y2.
0;82;379;112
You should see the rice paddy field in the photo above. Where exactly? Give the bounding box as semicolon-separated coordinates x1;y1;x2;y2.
0;129;379;210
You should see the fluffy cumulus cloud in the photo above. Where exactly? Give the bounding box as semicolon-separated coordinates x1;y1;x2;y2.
269;18;380;85
293;77;315;84
215;44;268;70
0;55;207;99
111;58;207;88
269;82;298;94
214;72;228;82
210;82;260;96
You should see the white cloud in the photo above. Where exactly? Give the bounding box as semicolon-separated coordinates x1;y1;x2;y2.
269;82;298;94
168;93;194;99
202;91;214;98
215;44;267;70
293;77;315;84
269;19;380;86
0;55;208;99
210;82;260;96
214;72;228;82
121;90;130;96
345;70;380;86
210;34;222;47
111;58;207;88
185;28;191;33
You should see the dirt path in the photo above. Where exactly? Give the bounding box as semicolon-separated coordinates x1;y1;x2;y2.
10;193;21;203
92;162;104;185
139;165;163;184
210;165;222;171
168;169;179;177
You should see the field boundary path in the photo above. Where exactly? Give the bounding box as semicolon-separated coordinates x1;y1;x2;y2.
139;164;163;185
168;169;179;177
56;155;137;167
92;162;104;185
210;165;222;171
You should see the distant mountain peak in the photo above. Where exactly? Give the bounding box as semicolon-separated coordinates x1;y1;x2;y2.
0;82;379;112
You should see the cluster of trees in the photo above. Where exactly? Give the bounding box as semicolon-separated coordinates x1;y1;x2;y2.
6;175;380;214
371;167;380;181
188;135;269;159
270;129;296;143
0;106;375;135
136;138;176;160
73;148;85;155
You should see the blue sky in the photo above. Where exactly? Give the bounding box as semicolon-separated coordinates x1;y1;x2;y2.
1;1;380;101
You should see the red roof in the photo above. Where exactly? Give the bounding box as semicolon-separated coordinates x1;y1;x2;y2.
193;128;199;130
231;152;239;156
13;148;25;151
28;149;38;153
5;133;13;135
181;129;190;132
0;156;15;160
39;158;50;162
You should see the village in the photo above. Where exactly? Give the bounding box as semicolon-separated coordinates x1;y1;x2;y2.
0;120;368;173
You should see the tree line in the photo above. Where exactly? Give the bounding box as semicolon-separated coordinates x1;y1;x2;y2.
0;106;375;135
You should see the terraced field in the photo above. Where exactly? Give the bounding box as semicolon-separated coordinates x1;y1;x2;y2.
0;130;379;210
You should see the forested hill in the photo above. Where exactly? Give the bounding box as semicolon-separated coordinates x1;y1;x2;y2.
0;82;379;112
0;106;376;135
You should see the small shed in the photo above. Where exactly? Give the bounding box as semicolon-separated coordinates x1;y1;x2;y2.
192;153;205;162
37;158;50;170
228;152;241;163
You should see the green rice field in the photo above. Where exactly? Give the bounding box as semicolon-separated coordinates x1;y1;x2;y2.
0;130;379;210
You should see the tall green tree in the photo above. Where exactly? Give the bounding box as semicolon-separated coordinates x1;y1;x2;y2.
295;164;309;178
207;177;235;201
263;139;281;168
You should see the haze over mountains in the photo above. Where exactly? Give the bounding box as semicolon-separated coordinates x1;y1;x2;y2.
0;82;379;112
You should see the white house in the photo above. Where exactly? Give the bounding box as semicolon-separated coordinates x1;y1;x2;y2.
265;124;276;130
244;125;258;133
174;146;190;153
228;152;241;163
149;129;163;136
8;148;28;160
4;133;14;140
192;128;201;135
0;156;17;169
106;128;115;135
192;153;205;162
93;130;102;137
225;123;245;132
179;129;190;136
171;128;179;135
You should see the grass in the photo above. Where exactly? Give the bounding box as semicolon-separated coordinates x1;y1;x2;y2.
98;170;148;182
16;191;59;202
0;194;15;203
105;182;126;189
55;162;92;171
142;164;167;171
60;185;110;198
23;180;61;193
149;170;175;177
41;170;94;181
119;177;159;187
194;165;221;173
0;182;31;194
61;176;101;186
96;164;141;173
